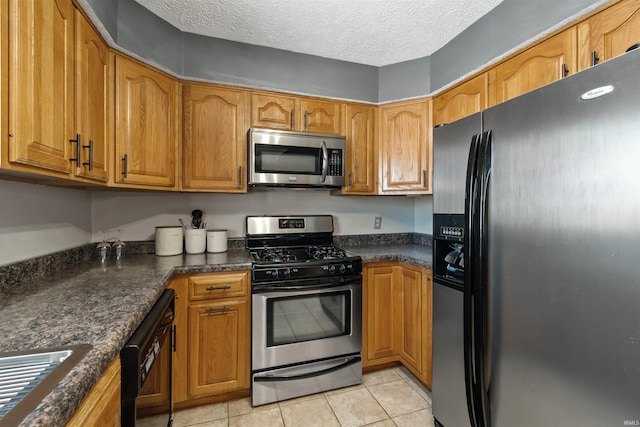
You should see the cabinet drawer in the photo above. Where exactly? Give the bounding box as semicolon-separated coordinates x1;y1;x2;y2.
188;271;249;301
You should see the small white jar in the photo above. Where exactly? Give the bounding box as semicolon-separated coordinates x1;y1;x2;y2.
207;229;228;253
155;226;183;256
185;228;207;254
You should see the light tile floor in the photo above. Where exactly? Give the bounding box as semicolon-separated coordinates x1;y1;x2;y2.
172;366;435;427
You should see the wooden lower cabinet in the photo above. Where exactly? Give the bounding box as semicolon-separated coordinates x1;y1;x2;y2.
66;357;120;427
363;262;432;388
170;271;251;406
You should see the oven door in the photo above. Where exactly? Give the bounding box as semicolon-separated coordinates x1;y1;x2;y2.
252;277;362;371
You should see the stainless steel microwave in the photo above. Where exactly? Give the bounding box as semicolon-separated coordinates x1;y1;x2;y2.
248;128;346;188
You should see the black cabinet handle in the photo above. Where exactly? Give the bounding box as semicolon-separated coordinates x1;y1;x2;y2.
206;285;231;291
122;154;128;178
69;134;81;167
82;140;93;171
591;51;600;66
205;307;230;314
561;63;569;78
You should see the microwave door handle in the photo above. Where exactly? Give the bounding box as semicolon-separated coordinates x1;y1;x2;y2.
321;140;328;183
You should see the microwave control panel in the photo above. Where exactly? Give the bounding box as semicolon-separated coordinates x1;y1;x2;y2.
328;149;343;176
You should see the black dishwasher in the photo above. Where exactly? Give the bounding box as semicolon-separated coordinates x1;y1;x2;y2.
121;289;175;427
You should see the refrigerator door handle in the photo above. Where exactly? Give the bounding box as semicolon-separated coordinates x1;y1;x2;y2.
473;130;493;427
464;133;481;427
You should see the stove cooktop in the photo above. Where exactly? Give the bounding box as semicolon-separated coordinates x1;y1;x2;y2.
245;215;362;283
250;245;350;263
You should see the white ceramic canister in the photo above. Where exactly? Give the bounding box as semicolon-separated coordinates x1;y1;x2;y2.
155;226;183;256
185;228;207;254
207;229;228;253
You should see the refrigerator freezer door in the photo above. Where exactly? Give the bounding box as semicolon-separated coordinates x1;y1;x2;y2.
432;281;471;427
484;49;640;426
433;113;482;215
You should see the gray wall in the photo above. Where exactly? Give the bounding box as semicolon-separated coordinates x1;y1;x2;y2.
430;0;607;91
82;0;118;41
116;0;183;73
81;0;606;101
379;57;430;103
182;33;379;102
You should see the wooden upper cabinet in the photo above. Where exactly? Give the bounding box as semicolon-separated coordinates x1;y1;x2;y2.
251;92;342;134
433;73;488;126
490;27;577;106
577;0;640;71
250;93;296;131
74;9;109;183
339;103;376;194
298;98;342;134
7;0;74;175
114;55;178;188
182;84;248;192
379;99;432;194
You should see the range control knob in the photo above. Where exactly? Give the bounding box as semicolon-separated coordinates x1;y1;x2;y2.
327;264;336;274
279;268;291;278
339;264;346;273
268;269;278;278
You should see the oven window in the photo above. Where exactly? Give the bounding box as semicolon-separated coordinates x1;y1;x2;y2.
255;144;322;175
266;291;351;346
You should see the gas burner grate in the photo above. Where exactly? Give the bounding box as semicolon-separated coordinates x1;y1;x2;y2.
259;248;298;263
306;246;347;260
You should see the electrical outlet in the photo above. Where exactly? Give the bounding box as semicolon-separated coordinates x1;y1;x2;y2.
374;216;382;229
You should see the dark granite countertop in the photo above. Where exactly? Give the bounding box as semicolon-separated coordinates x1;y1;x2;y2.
346;243;433;270
0;242;431;426
0;250;251;427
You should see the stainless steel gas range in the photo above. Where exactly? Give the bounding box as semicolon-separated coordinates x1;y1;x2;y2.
246;215;363;406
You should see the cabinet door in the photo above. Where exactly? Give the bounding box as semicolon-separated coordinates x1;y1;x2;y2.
299;99;342;134
250;93;296;130
578;0;640;71
187;299;250;398
66;357;120;427
182;84;248;192
379;99;431;194
169;277;189;404
74;9;109;182
115;55;177;188
397;267;423;372
8;0;74;175
491;27;577;105
365;266;398;361
433;73;488;126
341;104;376;194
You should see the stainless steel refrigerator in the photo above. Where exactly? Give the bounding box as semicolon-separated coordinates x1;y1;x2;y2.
432;48;640;427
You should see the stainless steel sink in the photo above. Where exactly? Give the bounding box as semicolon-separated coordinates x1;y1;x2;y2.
0;344;91;426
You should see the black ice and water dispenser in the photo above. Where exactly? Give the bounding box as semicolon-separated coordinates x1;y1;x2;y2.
433;214;465;287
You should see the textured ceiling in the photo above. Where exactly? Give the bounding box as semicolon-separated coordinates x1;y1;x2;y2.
134;0;504;66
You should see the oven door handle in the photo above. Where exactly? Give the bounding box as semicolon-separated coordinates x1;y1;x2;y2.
253;356;360;382
253;281;357;293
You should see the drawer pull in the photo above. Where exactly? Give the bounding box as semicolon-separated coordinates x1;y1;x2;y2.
205;307;230;314
206;285;232;291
